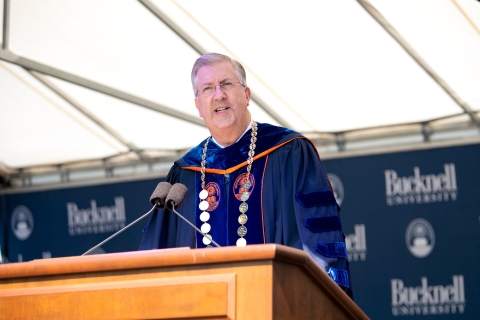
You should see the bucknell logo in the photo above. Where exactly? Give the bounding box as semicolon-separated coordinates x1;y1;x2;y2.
391;275;465;316
327;173;344;206
11;205;34;241
67;197;126;236
205;182;220;211
406;218;435;258
233;173;255;201
385;164;457;206
345;224;367;261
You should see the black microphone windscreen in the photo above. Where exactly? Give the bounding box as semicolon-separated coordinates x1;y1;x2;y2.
166;183;188;210
150;182;172;209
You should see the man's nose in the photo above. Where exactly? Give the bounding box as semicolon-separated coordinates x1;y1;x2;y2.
213;85;226;98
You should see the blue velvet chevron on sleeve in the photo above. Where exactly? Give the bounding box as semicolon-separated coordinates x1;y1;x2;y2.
261;136;353;299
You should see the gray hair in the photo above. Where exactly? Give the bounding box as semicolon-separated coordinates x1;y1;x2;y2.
191;53;247;96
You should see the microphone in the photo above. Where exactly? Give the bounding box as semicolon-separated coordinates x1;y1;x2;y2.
166;183;221;248
82;181;172;256
150;181;172;209
166;183;188;210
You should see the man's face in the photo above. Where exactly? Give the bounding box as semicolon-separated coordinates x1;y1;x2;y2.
194;62;251;138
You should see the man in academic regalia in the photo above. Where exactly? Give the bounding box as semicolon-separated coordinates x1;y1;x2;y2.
139;53;353;299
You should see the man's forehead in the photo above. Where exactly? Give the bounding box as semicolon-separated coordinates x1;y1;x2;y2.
197;62;236;82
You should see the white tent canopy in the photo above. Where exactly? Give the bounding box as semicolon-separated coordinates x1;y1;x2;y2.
1;0;479;187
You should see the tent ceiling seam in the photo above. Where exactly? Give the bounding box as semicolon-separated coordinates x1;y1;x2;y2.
0;49;206;128
28;71;150;163
356;0;480;128
302;110;479;136
2;0;10;50
138;0;205;55
0;61;129;154
452;0;480;36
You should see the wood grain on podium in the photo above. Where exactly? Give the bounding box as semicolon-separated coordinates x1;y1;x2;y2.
0;244;369;320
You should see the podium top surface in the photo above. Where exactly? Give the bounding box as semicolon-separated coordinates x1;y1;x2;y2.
0;244;313;279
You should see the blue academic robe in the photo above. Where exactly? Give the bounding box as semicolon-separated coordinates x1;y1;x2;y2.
139;122;353;298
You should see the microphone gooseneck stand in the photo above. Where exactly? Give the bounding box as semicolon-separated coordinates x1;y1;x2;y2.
81;205;157;256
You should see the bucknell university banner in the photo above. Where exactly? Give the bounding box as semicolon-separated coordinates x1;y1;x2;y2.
1;141;479;319
323;142;480;319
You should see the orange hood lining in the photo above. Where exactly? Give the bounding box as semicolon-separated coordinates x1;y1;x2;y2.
182;136;317;174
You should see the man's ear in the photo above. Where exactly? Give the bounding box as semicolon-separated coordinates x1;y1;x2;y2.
245;86;251;106
194;98;202;117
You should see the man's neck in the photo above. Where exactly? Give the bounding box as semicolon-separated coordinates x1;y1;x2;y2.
212;120;252;148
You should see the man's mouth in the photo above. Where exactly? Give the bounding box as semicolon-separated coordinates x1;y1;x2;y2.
215;107;229;113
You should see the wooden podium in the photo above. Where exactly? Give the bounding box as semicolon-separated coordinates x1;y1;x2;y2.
0;244;369;319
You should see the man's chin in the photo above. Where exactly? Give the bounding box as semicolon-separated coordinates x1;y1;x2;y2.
211;121;236;131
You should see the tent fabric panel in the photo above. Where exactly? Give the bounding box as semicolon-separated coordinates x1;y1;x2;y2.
169;1;465;132
46;75;211;151
0;0;479;175
0;61;127;168
9;0;199;115
370;0;480;112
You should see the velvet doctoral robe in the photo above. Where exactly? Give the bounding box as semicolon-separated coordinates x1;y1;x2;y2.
139;122;353;298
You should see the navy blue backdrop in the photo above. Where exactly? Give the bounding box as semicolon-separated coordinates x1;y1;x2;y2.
1;142;479;319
